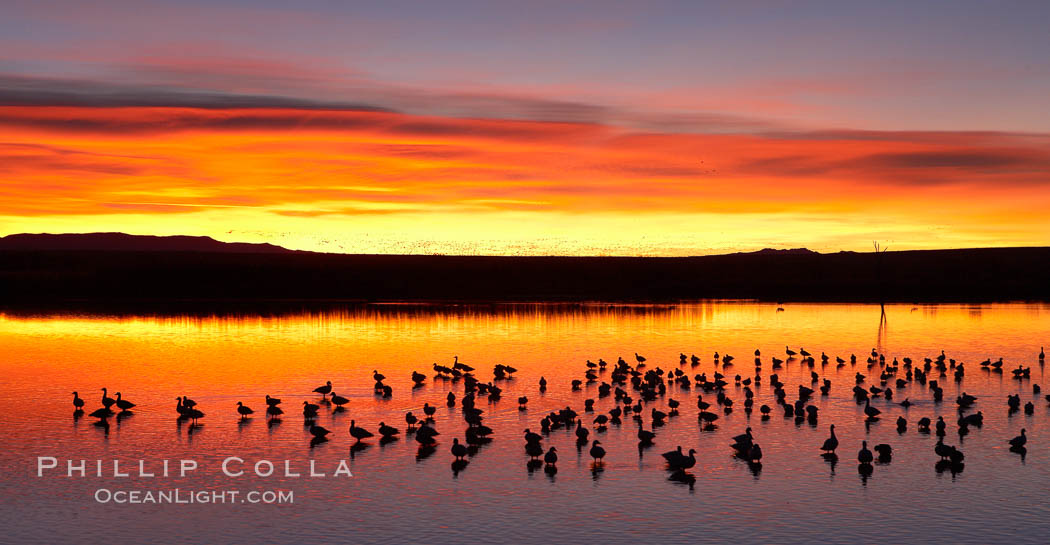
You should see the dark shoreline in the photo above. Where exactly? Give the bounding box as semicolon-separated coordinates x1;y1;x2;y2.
1;300;1045;321
2;246;1048;311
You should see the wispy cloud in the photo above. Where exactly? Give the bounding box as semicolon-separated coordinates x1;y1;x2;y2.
1;99;1047;229
0;72;784;134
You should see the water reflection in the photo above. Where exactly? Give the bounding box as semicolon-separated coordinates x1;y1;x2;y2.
1;302;1050;544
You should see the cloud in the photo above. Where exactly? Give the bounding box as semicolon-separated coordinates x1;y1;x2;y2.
0;72;782;134
0;74;391;111
0;103;612;144
735;141;1050;187
1;75;1048;228
856;150;1040;170
0;141;182;177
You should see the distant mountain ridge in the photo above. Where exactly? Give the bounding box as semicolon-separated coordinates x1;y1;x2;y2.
0;234;1048;303
0;232;295;254
736;247;819;256
1;232;827;257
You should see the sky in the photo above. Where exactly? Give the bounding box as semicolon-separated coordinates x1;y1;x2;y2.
1;0;1048;255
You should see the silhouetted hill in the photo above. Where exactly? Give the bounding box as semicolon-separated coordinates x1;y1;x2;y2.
0;236;1047;306
0;232;293;254
734;248;819;256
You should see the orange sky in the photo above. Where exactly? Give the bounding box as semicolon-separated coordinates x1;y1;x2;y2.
2;105;1049;255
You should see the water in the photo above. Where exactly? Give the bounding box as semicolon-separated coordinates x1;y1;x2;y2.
1;302;1048;544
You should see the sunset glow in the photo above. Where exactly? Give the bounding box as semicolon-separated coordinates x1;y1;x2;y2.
5;4;1050;543
3;1;1049;255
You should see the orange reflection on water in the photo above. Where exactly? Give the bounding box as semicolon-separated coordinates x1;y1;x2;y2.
1;301;1049;544
1;302;1047;409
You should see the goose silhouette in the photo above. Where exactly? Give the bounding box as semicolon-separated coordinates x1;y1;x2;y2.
452;356;475;372
820;425;839;453
731;427;753;450
378;422;400;437
662;447;697;470
414;423;439;445
313;381;332;399
451;438;468;461
114;392;135;411
101;388;116;410
523;429;543;444
349;420;374;443
575;420;590;442
330;392;349;407
589;440;606;462
858;441;873;464
1009;429;1027;448
678;449;698;470
544;447;558;466
525;441;544;460
748;443;763;463
863;399;880;419
72;392;85;410
89;407;113;419
236;402;254;419
186;408;204;425
662;446;684;464
934;439;960;461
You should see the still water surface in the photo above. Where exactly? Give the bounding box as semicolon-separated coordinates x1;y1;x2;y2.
1;302;1048;544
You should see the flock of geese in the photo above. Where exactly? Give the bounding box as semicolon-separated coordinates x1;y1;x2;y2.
73;346;1047;483
73;388;139;422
